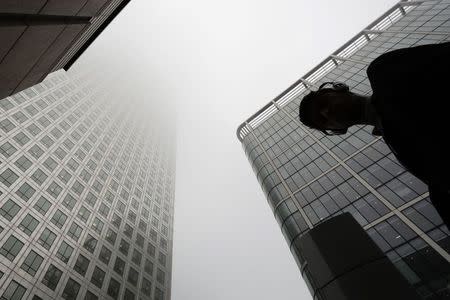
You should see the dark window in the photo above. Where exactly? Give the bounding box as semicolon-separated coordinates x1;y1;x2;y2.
74;254;90;276
113;257;125;276
83;234;97;253
77;206;91;223
144;259;153;275
132;249;142;266
84;291;98;300
90;267;106;288
141;277;152;296
21;250;44;276
107;278;121;300
91;217;104;235
42;264;62;290
123;289;135;300
62;278;80;300
119;239;130;256
105;228;117;246
98;246;112;265
127;267;139;286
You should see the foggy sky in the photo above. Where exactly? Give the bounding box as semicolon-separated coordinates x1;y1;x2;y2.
72;0;398;299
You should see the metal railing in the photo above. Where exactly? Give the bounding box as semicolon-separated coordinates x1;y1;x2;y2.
236;0;428;142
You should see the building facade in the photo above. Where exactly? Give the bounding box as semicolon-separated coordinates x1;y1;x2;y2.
0;0;131;99
0;70;175;299
237;0;450;299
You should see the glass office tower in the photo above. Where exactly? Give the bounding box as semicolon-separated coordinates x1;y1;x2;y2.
237;0;449;299
0;70;175;299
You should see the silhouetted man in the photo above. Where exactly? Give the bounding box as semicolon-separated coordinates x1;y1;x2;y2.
299;42;450;227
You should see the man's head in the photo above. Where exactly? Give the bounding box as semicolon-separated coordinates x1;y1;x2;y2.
299;82;366;135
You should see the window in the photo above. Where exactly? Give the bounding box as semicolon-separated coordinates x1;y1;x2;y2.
107;278;121;300
127;267;139;286
157;268;165;285
0;168;19;187
0;235;24;261
74;254;90;276
24;104;38;116
54;147;67;160
38;228;56;250
62;193;76;211
77;206;91;223
79;169;91;183
56;241;74;264
105;228;117;246
43;157;58;171
31;169;48;185
28;144;44;159
61;278;80;300
51;210;67;228
155;288;164;300
112;214;121;228
51;128;63;139
67;222;82;241
132;249;142;266
12;112;27;124
16;182;36;201
124;223;133;238
83;234;97;253
147;243;156;257
158;252;166;266
119;239;130;256
0;142;17;157
99;246;112;265
40;135;55;148
67;159;79;172
71;180;85;195
0;280;26;300
58;169;72;184
91;217;104;234
113;257;125;276
26;123;41;136
13;132;30;146
42;264;62;291
0;119;15;133
144;259;153;275
47;182;62;199
141;278;152;297
98;203;110;218
85;192;97;207
33;196;51;215
123;289;135;300
136;233;144;248
0;199;21;221
91;266;106;288
84;291;98;300
0;99;14;111
21;250;44;276
19;214;39;235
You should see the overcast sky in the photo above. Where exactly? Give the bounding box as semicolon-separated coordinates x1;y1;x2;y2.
73;0;398;299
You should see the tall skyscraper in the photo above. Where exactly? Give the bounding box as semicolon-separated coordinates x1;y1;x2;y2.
237;0;449;299
0;70;175;299
0;0;131;99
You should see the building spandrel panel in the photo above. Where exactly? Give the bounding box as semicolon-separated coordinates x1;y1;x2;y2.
238;1;450;299
0;70;175;300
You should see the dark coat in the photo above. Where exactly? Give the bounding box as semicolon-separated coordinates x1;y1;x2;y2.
367;42;450;227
